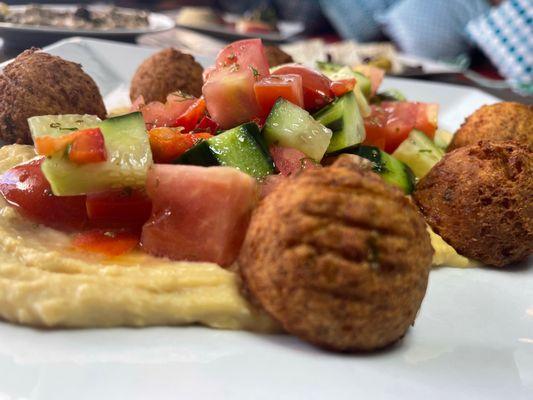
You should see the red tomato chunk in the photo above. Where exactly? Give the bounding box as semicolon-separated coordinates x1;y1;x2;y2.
68;128;107;165
254;74;304;118
141;164;258;267
0;158;89;231
203;38;270;129
273;64;334;112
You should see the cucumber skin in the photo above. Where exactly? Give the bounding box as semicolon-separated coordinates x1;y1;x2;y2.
313;92;365;153
333;145;415;194
175;123;274;179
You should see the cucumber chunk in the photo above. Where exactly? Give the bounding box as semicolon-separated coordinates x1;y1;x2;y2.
392;129;444;179
176;123;274;179
262;98;332;162
33;112;152;196
371;89;407;104
28;114;101;138
313;91;365;153
434;129;453;151
350;145;415;194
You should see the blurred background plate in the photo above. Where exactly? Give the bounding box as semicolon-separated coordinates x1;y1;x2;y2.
176;14;304;43
0;4;174;49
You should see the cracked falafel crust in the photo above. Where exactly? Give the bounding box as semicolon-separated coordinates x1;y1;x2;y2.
238;155;433;352
0;49;107;145
414;141;533;267
448;102;533;151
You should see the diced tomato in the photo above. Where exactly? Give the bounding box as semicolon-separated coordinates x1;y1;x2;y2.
215;38;270;78
203;39;270;129
254;74;304;117
272;64;334;112
141;92;196;128
193;116;219;134
148;127;213;163
0;158;89;231
72;229;139;257
68;128;107;165
141;164;258;267
330;78;356;97
86;188;152;230
173;97;206;132
34;132;79;157
364;102;438;152
269;145;322;176
354;65;385;96
415;103;439;137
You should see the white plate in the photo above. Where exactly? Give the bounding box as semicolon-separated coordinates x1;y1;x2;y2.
0;38;532;400
0;5;174;48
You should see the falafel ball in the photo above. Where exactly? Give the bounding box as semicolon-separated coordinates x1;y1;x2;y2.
0;48;106;145
413;141;532;267
129;48;203;103
239;155;433;352
448;102;533;151
264;45;293;67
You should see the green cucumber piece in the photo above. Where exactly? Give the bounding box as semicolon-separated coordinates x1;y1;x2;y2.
371;89;407;104
352;71;372;99
37;112;152;196
392;129;444;179
313;91;365;153
262;98;332;162
434;129;453;151
29;114;101;138
176;123;274;179
351;145;415;194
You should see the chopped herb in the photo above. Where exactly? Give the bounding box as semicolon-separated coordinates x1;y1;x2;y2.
418;149;432;153
250;66;260;80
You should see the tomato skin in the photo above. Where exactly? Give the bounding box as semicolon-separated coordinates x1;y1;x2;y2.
215;38;270;78
86;189;152;230
68;128;107;164
0;158;89;231
193;116;219;134
148;127;213;163
330;78;356;97
173;97;206;132
203;39;270;129
364;102;438;153
254;74;304;117
72;229;139;257
272;64;334;111
141;93;196;128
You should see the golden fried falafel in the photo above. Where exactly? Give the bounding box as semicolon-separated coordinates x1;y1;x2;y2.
129;48;203;103
264;45;293;67
448;102;533;151
413;141;532;267
239;155;433;352
0;48;106;145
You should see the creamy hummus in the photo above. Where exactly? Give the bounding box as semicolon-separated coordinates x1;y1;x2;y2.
0;145;276;330
0;145;474;330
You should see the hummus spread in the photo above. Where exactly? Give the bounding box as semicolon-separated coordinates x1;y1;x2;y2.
0;145;475;330
0;145;276;331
